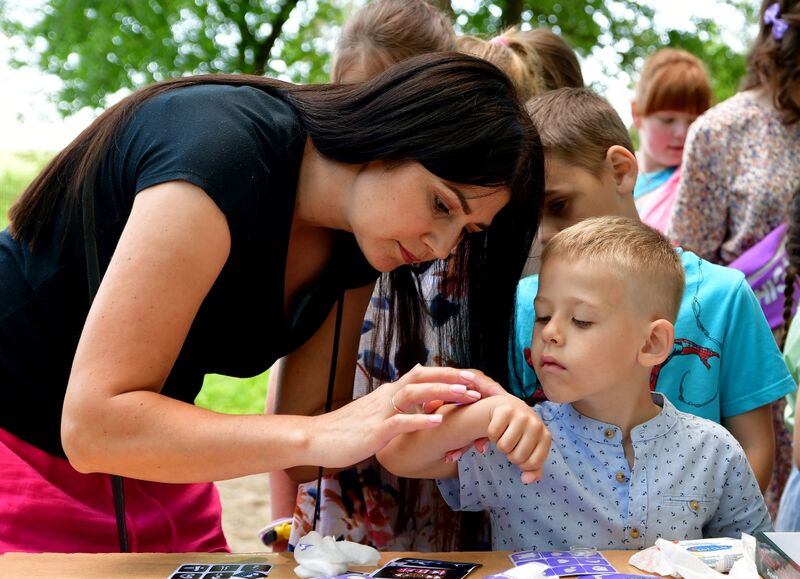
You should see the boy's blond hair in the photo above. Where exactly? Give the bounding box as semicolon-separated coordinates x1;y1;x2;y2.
526;87;633;175
456;33;545;101
541;216;685;322
331;0;455;82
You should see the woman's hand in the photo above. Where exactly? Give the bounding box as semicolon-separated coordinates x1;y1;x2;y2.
377;389;551;482
422;369;507;462
306;365;492;469
420;368;507;413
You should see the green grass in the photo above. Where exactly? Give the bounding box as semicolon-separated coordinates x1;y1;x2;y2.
0;150;54;229
2;149;270;415
195;371;271;415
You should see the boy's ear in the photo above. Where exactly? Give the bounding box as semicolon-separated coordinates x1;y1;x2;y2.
606;145;638;196
638;319;674;368
631;100;642;129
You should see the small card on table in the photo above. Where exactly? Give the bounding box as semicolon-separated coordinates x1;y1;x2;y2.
509;550;617;576
372;557;481;579
168;562;272;579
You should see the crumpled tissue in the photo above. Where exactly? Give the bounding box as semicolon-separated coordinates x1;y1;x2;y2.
629;535;759;579
484;561;552;578
293;531;381;578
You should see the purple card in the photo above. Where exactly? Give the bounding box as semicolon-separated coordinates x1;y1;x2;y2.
508;551;617;576
548;563;616;576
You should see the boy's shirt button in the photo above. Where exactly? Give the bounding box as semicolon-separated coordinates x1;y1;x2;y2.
604;428;615;439
629;528;641;539
615;471;627;483
689;500;700;511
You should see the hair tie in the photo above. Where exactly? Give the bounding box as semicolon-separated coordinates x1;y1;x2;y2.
489;35;510;46
764;2;789;40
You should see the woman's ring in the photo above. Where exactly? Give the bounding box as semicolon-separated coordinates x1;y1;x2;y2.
391;393;406;414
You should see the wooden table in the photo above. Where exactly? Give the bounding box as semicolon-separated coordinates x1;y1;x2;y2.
0;550;661;578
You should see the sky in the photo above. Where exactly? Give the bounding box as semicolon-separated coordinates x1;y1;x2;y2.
0;0;755;152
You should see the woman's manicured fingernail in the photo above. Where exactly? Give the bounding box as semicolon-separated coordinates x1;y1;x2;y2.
428;414;443;424
459;370;476;381
450;384;467;394
466;390;481;399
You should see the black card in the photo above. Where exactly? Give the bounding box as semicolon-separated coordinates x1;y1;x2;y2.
372;557;481;579
168;562;272;579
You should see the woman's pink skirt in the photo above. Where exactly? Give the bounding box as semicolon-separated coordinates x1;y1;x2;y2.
0;428;229;553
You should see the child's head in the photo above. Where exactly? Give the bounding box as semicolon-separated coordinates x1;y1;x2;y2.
456;33;545;101
511;28;584;91
331;0;456;83
532;216;683;407
525;88;639;243
632;48;712;172
742;0;800;124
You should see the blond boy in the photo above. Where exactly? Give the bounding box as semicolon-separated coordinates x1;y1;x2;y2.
511;88;794;494
378;217;771;551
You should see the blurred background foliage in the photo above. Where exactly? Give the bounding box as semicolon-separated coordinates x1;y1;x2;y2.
1;0;757;115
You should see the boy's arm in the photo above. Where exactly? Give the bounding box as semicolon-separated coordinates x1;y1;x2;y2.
377;394;550;482
377;399;492;480
722;404;774;492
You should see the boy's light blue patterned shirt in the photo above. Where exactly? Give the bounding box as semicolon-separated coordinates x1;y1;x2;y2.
437;393;772;552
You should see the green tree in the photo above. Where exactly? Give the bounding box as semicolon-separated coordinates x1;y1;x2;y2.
0;0;351;114
1;0;757;115
445;0;756;102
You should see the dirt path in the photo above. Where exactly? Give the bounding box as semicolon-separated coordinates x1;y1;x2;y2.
216;473;272;552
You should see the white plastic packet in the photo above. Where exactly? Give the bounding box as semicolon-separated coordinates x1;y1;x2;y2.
484;562;552;579
293;531;380;578
629;536;759;578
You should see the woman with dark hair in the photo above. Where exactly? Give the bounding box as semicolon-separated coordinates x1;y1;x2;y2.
283;14;554;549
0;52;544;553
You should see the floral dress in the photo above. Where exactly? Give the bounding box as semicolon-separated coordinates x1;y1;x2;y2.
668;91;800;265
288;261;480;551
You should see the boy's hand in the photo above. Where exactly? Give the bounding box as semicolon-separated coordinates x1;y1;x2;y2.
443;437;489;463
486;395;551;484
